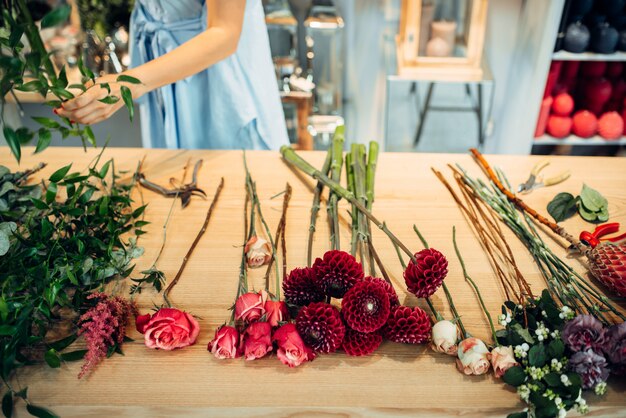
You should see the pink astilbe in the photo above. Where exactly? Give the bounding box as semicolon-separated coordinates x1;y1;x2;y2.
77;292;136;378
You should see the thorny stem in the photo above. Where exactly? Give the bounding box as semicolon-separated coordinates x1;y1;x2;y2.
264;183;292;300
163;178;224;308
452;226;498;344
308;150;333;266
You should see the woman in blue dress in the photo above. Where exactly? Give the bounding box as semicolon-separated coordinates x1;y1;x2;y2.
58;1;288;150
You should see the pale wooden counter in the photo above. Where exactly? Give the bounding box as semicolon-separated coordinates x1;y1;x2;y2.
1;147;625;417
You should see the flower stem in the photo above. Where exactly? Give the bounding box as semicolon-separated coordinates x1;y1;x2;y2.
164;178;224;308
452;226;497;344
264;183;292;300
352;143;375;275
327;129;344;250
346;152;358;257
307;149;333;266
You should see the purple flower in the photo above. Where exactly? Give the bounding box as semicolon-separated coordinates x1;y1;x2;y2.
561;314;607;352
569;349;610;389
604;322;626;375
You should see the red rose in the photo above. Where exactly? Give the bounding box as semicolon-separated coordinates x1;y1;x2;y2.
264;300;288;327
273;323;316;367
208;325;241;359
136;308;200;350
241;321;273;361
234;290;267;323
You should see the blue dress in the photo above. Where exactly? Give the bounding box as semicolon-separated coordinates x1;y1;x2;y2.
129;0;288;149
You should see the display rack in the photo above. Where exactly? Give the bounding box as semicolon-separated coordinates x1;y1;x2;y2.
534;135;626;146
552;51;626;62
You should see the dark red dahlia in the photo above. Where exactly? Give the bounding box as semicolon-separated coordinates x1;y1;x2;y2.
283;267;324;307
313;250;364;298
341;279;391;333
296;302;345;353
342;327;383;356
404;248;448;298
383;305;431;344
364;276;399;306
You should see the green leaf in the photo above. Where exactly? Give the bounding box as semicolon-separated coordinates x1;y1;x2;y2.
9;25;24;48
579;203;598;222
0;232;9;256
120;85;134;122
48;334;77;352
15;80;44;92
67;84;87;92
98;96;120;105
99;161;112;179
503;366;526;387
117;75;141;84
529;344;547;367
3;127;21;163
597;205;609;222
547;192;578;223
536;403;558;418
2;391;12;418
547;339;564;359
77;54;95;81
134;220;150;228
543;372;561;387
56;66;68;89
30;198;49;210
99;196;109;216
44;349;61;368
59;350;87;362
132;205;147;218
50;88;74;100
35;129;52;154
45;183;58;204
0;325;16;336
580;184;607;213
26;403;58;418
32;117;60;129
49;164;72;182
40;5;71;29
511;323;535;345
84;126;96;147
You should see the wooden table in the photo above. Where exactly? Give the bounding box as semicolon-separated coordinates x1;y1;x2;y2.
2;147;625;417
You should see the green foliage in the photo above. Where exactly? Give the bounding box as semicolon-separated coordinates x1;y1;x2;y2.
546;193;577;223
0;157;144;408
547;184;609;224
129;267;165;295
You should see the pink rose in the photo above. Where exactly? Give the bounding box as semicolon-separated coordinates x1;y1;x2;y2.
273;323;316;367
234;291;268;323
456;337;491;375
430;320;460;356
490;345;518;378
265;300;288;327
245;236;272;268
136;308;200;350
241;321;273;360
207;325;241;359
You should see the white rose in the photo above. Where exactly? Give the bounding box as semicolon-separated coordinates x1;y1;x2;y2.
456;337;491;375
430;320;460;356
245;236;271;268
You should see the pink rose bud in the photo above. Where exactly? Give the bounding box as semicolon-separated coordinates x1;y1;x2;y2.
264;300;289;327
456;337;491;375
139;308;200;350
234;290;268;323
430;320;460;356
135;313;151;334
272;323;316;367
245;236;272;268
208;325;241;359
490;345;519;378
241;321;273;361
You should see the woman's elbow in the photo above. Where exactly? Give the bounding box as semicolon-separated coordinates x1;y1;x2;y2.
220;27;242;58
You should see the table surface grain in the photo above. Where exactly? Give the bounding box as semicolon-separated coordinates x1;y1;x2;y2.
1;147;625;418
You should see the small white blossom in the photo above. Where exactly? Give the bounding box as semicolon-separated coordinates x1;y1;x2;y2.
551;358;564;372
561;374;571;387
498;313;512;326
558;408;567;418
518;385;530;402
594;382;607;396
559;306;575;320
550;329;561;339
515;344;530;358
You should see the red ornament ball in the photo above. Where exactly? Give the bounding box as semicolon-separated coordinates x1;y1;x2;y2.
404;248;448;298
547;115;573;138
606;62;624;78
283;267;324;307
341;279;391;333
581;61;607;78
296;302;345;353
598;111;624;140
551;93;574;116
383;305;432;344
342;328;383;356
313;250;364;299
572;110;598;138
364;276;399;307
584;78;613;104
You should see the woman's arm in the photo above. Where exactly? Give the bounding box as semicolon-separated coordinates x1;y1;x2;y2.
57;0;246;125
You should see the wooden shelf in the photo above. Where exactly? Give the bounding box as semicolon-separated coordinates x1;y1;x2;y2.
552;50;626;62
534;135;626;146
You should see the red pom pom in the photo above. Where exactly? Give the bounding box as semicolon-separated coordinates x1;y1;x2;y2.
581;62;607;78
296;302;345;353
283;267;324;307
313;250;364;299
572;110;598;138
404;248;448;298
341;279;391;333
364;276;399;306
552;93;574;116
598;111;624;139
342;328;383;356
383;305;432;344
547;115;573;138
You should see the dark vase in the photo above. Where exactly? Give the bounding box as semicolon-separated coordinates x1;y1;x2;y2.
564;22;591;53
591;23;619;53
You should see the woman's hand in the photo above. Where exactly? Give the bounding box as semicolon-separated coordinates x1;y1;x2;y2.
56;73;145;125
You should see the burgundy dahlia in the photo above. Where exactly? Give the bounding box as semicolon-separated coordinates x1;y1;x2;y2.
296;302;345;353
313;250;364;298
364;276;399;306
342;328;383;356
341;279;391;333
404;248;448;298
383;305;432;344
283;267;324;307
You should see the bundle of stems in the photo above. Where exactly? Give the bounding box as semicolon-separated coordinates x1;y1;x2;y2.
444;163;624;325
